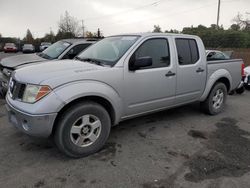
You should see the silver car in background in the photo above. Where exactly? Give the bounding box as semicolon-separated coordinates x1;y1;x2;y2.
206;50;230;61
39;42;51;51
0;38;97;94
22;44;35;53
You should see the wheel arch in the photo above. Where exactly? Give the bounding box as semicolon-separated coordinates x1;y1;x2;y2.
51;95;117;136
200;69;232;101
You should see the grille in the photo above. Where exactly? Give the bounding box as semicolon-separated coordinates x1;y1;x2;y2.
0;65;4;71
9;79;26;100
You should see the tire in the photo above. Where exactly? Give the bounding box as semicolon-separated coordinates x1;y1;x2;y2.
236;86;245;94
201;82;227;115
54;101;111;158
245;85;250;91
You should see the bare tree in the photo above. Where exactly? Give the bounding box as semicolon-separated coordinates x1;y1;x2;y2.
233;13;250;31
85;29;103;38
153;25;162;33
58;11;81;37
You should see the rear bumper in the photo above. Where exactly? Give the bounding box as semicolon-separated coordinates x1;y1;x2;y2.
244;75;250;86
4;49;17;52
22;50;34;53
6;99;57;137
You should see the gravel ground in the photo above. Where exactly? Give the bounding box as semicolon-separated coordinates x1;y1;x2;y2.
0;52;250;188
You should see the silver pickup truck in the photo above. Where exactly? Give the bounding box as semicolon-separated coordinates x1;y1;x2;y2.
6;33;243;158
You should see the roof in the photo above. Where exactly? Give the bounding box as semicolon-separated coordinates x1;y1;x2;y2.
108;32;198;38
61;38;99;44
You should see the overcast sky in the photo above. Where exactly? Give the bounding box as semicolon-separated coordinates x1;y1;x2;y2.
0;0;249;38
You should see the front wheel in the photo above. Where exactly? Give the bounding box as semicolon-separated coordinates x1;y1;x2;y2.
54;101;111;158
201;82;227;115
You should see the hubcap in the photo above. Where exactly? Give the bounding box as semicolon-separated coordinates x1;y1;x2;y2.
70;115;102;147
212;89;224;110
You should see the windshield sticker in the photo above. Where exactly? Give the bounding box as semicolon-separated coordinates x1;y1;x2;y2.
121;36;137;41
63;43;70;47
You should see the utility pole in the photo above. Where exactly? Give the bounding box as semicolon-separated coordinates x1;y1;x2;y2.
81;20;85;38
216;0;221;29
97;28;100;38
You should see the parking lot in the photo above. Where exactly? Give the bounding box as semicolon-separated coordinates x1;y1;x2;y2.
0;52;250;188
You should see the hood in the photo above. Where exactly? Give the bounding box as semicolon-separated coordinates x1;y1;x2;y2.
0;53;46;68
14;60;107;87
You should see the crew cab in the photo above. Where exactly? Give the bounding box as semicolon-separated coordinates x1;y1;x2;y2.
6;33;243;158
0;39;96;94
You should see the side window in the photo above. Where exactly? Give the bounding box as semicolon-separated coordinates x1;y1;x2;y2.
63;43;91;59
132;38;170;69
175;39;199;65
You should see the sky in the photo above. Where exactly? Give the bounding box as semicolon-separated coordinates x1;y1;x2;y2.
0;0;249;38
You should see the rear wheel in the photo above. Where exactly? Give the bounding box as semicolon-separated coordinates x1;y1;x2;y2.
201;82;227;115
245;85;250;91
236;86;245;94
54;101;111;158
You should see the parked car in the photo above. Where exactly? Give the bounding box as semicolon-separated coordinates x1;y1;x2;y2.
40;42;51;51
206;50;230;61
207;50;245;95
22;44;35;53
3;43;18;53
244;66;250;90
0;39;97;94
6;33;243;158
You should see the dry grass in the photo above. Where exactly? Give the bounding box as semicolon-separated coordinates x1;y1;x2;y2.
217;48;250;67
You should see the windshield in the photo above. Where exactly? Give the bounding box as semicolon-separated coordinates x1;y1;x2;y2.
5;43;15;47
40;41;71;59
24;44;33;47
41;42;51;46
77;36;139;66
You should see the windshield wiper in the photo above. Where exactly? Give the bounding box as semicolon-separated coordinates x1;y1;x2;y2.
38;52;52;60
74;56;83;61
81;58;106;66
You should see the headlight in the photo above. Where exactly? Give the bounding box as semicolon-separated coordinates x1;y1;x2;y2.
3;68;13;77
22;84;51;103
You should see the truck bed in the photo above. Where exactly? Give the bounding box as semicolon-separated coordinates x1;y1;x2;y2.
207;59;243;91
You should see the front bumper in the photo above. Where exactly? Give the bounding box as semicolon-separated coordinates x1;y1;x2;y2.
6;99;57;137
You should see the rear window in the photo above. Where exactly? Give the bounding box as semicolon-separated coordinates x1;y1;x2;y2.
175;38;199;65
5;43;15;47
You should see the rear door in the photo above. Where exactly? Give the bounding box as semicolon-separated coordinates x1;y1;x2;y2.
175;38;206;104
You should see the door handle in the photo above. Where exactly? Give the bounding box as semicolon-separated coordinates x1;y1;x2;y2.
165;71;176;77
196;68;205;73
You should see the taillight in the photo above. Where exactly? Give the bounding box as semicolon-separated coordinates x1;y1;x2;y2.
241;63;245;76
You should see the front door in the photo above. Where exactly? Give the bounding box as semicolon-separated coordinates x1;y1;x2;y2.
123;37;176;117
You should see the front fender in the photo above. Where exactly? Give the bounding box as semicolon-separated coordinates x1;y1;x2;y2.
200;69;232;101
54;80;123;124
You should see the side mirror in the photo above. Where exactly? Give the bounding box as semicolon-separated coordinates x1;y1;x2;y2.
129;56;152;71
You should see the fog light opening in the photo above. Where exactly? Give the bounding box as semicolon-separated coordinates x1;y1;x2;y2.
22;120;29;131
